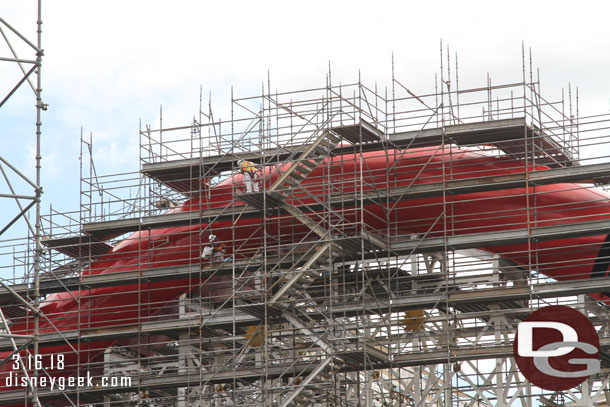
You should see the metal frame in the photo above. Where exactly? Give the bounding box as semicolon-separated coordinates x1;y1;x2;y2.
0;3;43;407
5;44;610;406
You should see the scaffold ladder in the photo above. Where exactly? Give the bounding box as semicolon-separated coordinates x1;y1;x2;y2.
269;130;341;192
269;240;341;304
235;123;388;405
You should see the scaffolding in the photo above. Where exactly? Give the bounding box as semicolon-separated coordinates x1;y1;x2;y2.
0;2;44;407
4;47;610;407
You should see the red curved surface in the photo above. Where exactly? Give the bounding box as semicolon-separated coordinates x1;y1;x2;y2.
2;146;610;403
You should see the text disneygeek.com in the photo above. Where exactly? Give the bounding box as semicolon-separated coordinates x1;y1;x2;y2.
6;355;131;390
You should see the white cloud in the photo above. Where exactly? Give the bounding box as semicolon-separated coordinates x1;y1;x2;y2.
2;0;610;213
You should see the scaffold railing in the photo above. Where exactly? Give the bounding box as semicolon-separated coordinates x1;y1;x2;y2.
7;55;610;407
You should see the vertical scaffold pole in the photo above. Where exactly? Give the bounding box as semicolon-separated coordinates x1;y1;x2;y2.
33;1;43;406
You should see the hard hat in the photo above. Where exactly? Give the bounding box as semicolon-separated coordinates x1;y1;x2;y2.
209;234;217;242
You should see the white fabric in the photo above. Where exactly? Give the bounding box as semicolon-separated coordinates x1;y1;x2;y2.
243;171;259;193
201;245;213;258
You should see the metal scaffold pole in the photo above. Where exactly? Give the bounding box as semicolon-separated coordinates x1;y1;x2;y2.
3;31;610;405
0;2;44;406
32;1;43;406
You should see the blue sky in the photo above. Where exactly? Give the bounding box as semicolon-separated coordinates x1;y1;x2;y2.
1;2;610;400
2;0;610;243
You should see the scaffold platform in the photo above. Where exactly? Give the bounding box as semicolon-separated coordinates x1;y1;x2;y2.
5;70;610;407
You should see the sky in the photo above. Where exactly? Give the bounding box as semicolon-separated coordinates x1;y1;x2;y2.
0;2;609;401
2;0;610;241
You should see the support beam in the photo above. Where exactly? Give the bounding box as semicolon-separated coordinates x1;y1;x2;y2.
5;274;610;351
79;160;610;240
2;337;609;405
391;218;610;253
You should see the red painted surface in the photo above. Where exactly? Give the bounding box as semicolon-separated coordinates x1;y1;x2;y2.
2;147;609;403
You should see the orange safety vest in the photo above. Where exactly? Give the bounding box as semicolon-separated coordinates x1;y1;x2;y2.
240;161;256;173
213;242;225;253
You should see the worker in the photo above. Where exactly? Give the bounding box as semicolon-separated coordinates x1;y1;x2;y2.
201;234;231;263
238;159;260;193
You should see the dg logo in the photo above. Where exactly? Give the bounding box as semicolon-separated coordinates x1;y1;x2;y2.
514;305;600;391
